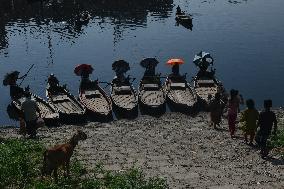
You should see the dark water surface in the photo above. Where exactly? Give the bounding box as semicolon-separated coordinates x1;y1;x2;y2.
1;0;284;126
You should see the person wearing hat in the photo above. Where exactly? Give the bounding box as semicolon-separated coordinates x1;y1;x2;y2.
20;92;40;139
257;100;277;158
7;71;27;100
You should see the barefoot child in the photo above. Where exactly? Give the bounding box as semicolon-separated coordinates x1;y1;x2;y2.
240;99;259;145
257;100;277;158
209;93;224;129
227;89;243;138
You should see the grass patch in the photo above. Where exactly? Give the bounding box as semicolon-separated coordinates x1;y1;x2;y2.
269;129;284;159
0;139;168;189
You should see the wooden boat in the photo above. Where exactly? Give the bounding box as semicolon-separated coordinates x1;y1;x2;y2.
138;76;166;115
110;78;138;118
12;92;60;126
79;80;112;119
193;73;226;108
46;84;86;123
164;75;198;112
175;12;192;26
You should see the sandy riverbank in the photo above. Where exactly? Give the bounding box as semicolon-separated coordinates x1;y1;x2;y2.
1;110;284;188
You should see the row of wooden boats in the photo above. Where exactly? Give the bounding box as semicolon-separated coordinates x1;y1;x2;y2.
10;71;225;126
9;54;226;126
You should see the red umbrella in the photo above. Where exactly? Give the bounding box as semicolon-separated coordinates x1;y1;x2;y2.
74;64;94;76
166;58;184;66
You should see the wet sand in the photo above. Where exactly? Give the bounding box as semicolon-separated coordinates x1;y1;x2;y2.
1;110;284;188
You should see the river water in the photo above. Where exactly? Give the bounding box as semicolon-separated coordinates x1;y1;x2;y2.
1;0;284;126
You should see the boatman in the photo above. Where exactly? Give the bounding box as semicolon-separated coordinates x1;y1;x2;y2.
21;92;41;139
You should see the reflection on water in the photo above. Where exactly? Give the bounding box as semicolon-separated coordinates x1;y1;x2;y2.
0;0;173;52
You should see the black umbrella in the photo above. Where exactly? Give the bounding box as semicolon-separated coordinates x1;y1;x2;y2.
140;58;159;68
112;60;130;72
3;71;20;86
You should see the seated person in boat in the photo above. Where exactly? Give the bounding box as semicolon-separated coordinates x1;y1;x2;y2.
144;64;155;77
48;74;59;87
196;67;215;80
176;5;182;15
113;66;130;85
169;64;185;82
143;64;159;84
47;74;61;94
79;70;93;89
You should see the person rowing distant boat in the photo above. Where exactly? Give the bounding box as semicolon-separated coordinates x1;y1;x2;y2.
176;5;182;15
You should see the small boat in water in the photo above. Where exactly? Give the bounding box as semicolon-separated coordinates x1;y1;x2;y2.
138;58;166;115
79;80;112;119
46;74;85;123
12;92;60;126
176;12;193;29
110;60;138;118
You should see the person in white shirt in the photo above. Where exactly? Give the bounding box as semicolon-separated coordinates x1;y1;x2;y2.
21;92;40;138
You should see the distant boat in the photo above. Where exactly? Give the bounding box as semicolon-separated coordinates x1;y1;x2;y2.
175;12;193;29
46;83;86;123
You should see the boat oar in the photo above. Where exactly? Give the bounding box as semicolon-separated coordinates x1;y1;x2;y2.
19;64;35;86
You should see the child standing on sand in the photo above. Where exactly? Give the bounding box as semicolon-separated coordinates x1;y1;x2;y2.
240;99;259;145
227;89;243;138
257;100;277;158
209;93;224;129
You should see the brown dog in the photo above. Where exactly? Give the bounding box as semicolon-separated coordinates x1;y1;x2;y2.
42;130;87;180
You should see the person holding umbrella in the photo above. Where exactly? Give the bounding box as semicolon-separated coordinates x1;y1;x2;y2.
112;60;130;84
167;58;184;78
3;71;27;100
193;51;215;79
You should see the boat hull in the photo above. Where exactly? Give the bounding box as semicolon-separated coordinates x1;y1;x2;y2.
138;77;166;116
12;92;60;127
46;85;86;124
110;80;138;119
79;80;113;122
164;77;198;114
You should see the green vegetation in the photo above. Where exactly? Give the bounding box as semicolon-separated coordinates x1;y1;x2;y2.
0;139;168;189
270;129;284;157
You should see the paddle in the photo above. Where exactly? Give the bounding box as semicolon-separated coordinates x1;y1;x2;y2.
19;64;35;86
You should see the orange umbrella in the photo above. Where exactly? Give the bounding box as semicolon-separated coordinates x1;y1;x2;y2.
166;58;184;66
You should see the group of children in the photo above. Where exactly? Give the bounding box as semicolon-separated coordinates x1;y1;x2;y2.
210;89;278;158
